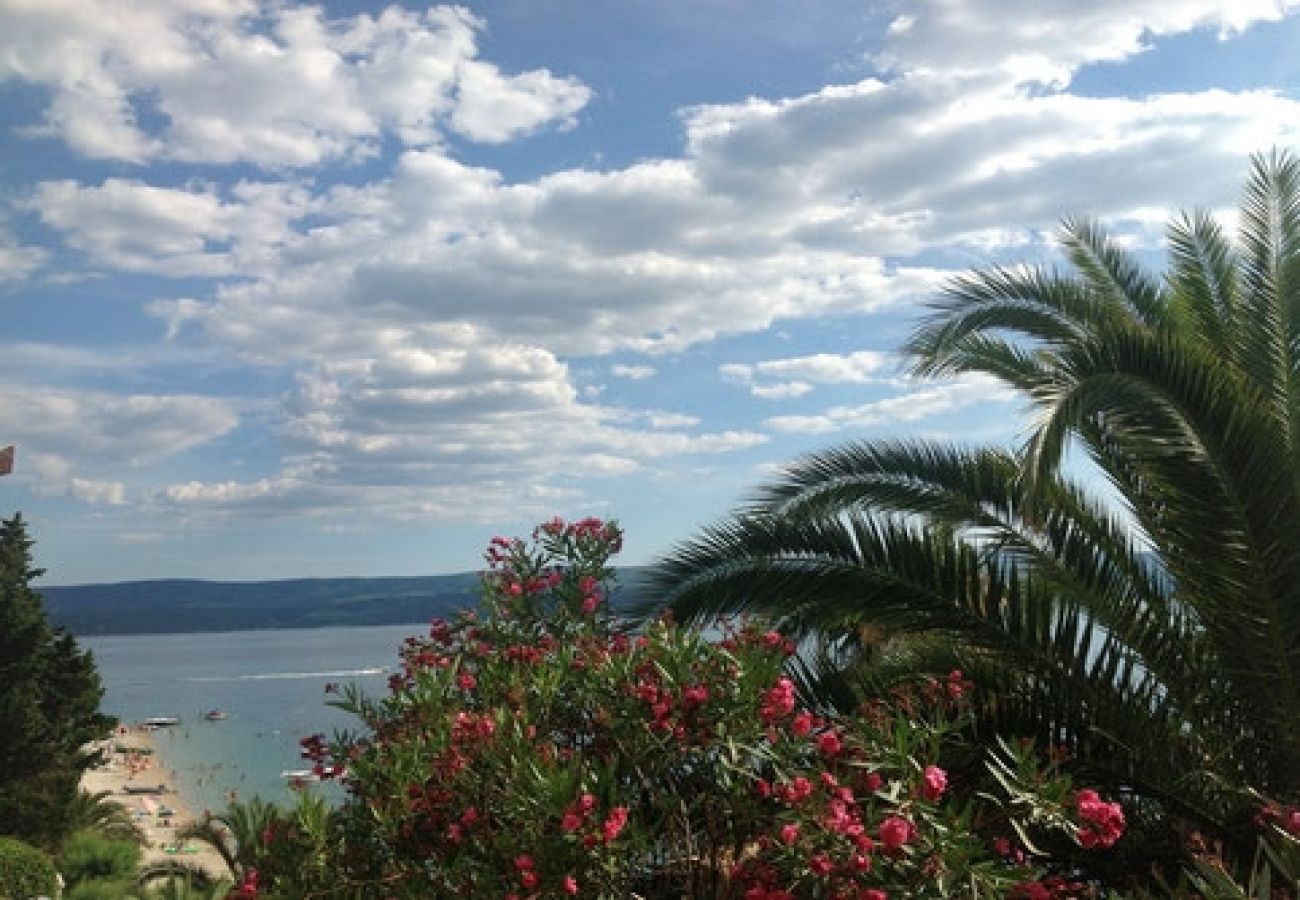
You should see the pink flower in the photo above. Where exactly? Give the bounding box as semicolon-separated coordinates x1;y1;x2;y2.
581;595;600;613
1075;788;1125;849
514;855;535;871
791;712;814;737
561;811;582;832
817;730;842;757
457;672;476;691
1286;809;1300;837
602;805;629;842
862;891;887;900
563;875;579;895
878;815;915;851
921;764;947;802
809;853;833;876
760;677;797;722
682;684;709;708
519;870;539;890
779;823;799;845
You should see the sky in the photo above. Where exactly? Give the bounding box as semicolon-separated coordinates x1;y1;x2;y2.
1;1;1299;586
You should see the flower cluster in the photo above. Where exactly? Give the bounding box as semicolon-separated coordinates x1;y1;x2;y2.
1074;789;1125;849
312;519;1123;898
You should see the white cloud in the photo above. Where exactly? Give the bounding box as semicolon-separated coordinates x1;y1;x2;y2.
723;350;892;399
69;477;128;506
0;384;238;504
152;335;764;521
751;382;814;400
646;412;701;429
0;385;238;461
0;225;47;281
876;0;1300;86
765;375;1016;434
450;59;591;143
6;1;1300;536
611;364;657;380
0;3;591;167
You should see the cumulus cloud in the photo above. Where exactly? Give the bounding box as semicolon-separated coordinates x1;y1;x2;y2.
152;335;763;521
876;0;1300;86
6;0;1300;532
0;384;238;504
0;2;591;166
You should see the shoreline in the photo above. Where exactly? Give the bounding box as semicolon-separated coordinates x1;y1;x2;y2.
82;725;230;881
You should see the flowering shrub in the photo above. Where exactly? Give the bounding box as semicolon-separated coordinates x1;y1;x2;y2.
308;519;1123;898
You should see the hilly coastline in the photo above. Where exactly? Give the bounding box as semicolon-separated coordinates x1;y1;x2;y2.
41;573;482;635
41;569;652;636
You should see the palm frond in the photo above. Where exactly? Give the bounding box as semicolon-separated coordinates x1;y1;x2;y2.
1166;209;1239;360
1059;216;1168;328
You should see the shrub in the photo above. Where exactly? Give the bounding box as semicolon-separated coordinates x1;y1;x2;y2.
0;836;59;899
64;879;139;900
59;830;141;889
300;518;1125;898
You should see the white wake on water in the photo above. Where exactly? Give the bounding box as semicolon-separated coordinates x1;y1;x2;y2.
185;666;387;682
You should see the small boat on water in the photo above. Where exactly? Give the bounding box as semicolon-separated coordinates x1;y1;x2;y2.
280;769;320;783
203;709;227;721
141;716;180;728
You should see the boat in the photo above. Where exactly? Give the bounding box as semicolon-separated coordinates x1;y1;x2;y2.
140;716;180;728
122;783;169;794
280;769;320;783
203;709;227;721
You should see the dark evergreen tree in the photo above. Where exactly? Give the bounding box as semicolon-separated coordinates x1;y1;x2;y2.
0;513;114;849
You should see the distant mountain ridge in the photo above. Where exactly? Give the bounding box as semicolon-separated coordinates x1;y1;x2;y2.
42;573;483;635
41;569;651;636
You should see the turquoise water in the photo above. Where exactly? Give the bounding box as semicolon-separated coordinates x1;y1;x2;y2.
84;624;425;815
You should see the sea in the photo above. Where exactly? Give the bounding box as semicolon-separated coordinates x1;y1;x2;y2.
84;623;426;816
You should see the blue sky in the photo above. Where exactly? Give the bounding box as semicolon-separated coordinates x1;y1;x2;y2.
2;1;1298;585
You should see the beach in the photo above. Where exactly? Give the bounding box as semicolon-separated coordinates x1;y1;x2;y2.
81;726;230;882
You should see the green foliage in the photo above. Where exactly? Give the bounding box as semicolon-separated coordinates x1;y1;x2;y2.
653;150;1300;886
1179;827;1300;898
64;880;138;900
0;836;59;900
135;863;227;900
0;513;115;850
64;792;143;844
300;520;1121;898
176;790;332;897
59;831;141;889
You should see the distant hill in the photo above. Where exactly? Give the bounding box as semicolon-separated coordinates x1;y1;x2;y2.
40;569;654;636
41;573;482;635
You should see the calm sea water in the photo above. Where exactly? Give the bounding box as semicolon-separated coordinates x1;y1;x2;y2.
84;624;425;815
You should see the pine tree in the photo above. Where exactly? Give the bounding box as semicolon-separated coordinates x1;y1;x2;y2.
0;513;114;849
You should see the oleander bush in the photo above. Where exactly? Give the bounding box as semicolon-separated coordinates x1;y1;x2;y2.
275;519;1126;898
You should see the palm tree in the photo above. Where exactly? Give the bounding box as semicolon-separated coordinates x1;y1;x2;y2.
652;150;1300;858
176;796;280;882
136;863;229;899
65;789;145;844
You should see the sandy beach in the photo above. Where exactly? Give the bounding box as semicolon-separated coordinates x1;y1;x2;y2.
81;726;230;882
